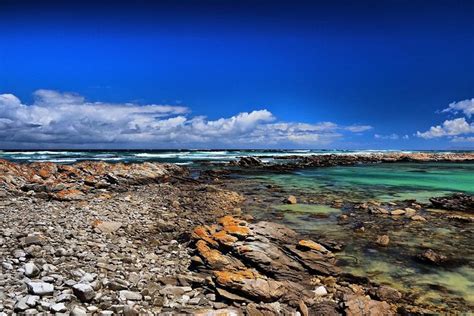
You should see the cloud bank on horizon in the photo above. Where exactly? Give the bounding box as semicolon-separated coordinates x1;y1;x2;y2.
417;98;474;143
0;90;373;149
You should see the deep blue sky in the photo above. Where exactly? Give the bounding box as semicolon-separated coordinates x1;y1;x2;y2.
0;0;473;149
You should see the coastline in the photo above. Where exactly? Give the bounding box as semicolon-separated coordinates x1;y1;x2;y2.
0;154;473;314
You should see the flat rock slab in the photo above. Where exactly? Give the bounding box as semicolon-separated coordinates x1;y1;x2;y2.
92;221;123;234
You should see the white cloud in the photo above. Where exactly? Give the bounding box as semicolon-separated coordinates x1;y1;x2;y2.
374;133;409;140
345;125;373;132
417;98;474;143
416;117;474;139
442;98;474;118
374;133;400;140
451;136;474;143
0;90;372;148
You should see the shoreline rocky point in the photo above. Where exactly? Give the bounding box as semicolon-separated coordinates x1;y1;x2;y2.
0;152;473;315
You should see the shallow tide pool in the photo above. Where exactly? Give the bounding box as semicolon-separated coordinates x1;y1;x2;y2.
248;162;474;311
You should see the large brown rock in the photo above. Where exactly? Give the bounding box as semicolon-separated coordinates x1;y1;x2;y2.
344;295;394;316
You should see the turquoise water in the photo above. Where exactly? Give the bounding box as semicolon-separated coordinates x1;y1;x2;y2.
254;162;474;203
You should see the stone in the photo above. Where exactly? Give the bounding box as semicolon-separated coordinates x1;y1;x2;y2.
297;240;330;254
411;215;426;221
313;285;327;296
404;208;416;216
24;262;40;277
418;249;447;265
286;195;297;204
376;285;402;302
429;193;474;212
50;303;67;313
390;209;405;216
298;300;309;316
72;283;95;302
25;295;39;307
14;297;29;312
123;306;140;316
159;286;192;297
92;221;123;234
71;306;88;316
26;282;54;296
344;295;394;316
376;235;390;246
24;234;45;246
13;249;26;258
119;290;142;301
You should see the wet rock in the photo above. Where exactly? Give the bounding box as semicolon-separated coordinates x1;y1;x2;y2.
376;235;390;246
417;249;447;265
404;208;416;217
236;156;263;167
297;239;330;254
375;285;402;302
390;209;406;216
411;215;426;221
286;195;297;204
286;245;340;276
430;193;474;212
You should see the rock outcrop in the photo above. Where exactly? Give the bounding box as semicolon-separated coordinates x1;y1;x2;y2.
231;152;474;171
191;216;398;315
0;160;187;199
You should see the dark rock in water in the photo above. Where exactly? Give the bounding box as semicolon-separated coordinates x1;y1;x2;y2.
235;157;263;167
429;193;474;212
374;285;402;302
417;249;447;265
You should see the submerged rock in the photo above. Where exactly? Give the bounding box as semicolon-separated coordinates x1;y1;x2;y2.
429;193;474;213
376;235;390;246
417;249;447;265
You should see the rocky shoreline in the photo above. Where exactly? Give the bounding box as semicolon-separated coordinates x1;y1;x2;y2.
0;157;473;315
231;152;474;171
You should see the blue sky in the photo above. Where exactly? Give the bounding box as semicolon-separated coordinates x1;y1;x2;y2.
0;0;473;149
